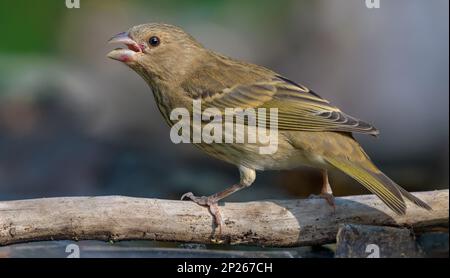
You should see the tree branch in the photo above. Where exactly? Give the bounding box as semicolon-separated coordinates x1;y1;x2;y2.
0;190;448;247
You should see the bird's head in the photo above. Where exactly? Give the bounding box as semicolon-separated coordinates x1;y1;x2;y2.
107;23;205;82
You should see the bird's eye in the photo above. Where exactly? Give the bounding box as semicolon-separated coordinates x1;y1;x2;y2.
148;36;160;47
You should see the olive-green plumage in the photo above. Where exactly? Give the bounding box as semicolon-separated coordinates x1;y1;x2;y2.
107;23;431;217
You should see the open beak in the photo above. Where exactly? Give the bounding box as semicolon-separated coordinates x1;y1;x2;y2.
107;32;143;63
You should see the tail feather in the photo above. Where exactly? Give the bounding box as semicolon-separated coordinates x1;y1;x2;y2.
398;185;433;211
325;157;431;214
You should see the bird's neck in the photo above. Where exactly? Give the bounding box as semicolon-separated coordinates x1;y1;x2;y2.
143;50;210;87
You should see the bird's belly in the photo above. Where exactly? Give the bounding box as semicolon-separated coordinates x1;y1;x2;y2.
194;131;325;171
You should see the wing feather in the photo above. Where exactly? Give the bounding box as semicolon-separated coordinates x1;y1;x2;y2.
185;73;379;135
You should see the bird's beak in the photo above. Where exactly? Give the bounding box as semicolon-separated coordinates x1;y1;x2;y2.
107;32;143;63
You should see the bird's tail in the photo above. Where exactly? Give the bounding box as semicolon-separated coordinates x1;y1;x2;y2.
324;156;432;214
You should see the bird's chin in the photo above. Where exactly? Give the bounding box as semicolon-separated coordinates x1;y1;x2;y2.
107;48;139;64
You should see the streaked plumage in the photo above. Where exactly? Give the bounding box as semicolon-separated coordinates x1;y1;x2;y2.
107;23;431;227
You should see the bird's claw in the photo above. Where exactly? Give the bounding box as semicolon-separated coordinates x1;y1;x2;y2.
180;192;194;201
181;192;210;206
309;193;336;212
180;192;223;237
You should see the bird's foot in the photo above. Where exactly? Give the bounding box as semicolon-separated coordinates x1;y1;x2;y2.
309;193;336;211
181;192;223;240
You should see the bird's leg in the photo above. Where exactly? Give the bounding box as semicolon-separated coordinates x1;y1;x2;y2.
181;166;256;238
181;183;244;230
319;169;335;208
309;169;336;210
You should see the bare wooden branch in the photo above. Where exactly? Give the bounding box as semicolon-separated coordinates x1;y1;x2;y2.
0;190;448;247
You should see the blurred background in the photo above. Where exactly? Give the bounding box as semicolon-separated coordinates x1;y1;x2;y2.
0;0;448;205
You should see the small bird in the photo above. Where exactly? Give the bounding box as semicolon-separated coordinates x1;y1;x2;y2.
107;23;431;231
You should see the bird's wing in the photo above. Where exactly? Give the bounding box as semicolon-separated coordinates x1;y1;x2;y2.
193;75;379;135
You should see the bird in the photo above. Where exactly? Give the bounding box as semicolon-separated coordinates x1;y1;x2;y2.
107;23;431;232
